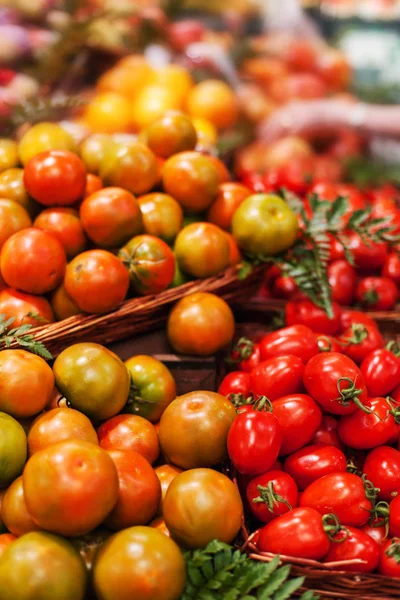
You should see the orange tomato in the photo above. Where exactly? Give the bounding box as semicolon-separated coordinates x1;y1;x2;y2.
225;232;242;266
137;193;183;244
207;182;251;230
83;92;132;133
100;142;159;196
97;414;159;465
0;288;54;328
51;283;82;320
1;477;41;536
96;56;155;98
144;112;197;158
154;465;183;517
186;80;239;129
34;208;87;259
174;222;230;278
131;85;183;131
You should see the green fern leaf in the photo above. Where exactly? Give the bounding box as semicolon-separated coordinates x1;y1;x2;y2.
272;576;305;600
257;565;292;597
300;591;320;600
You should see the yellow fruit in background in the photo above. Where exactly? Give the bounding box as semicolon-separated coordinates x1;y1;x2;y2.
186;79;239;129
96;56;156;98
153;65;194;104
131;85;183;131
18;123;76;166
191;117;218;147
83;92;132;133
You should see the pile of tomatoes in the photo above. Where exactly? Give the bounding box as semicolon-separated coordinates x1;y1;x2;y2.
219;305;400;576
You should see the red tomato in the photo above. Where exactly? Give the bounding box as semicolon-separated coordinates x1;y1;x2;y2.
361;521;388;545
328;260;357;306
285;298;342;335
364;446;400;501
275;155;315;195
0;288;54;328
324;526;380;573
34;208;87;259
259;325;318;364
338;397;399;449
284;444;347;490
311;415;343;449
340;309;378;331
312;154;343;184
316;334;342;353
230;338;261;372
310;182;337;202
338;323;384;364
329;234;345;261
346;232;388;270
250;355;304;400
272;394;322;456
257;507;331;560
356;276;398;311
303;352;368;415
246;470;298;523
23;150;86;206
272;275;297;299
383;252;400;286
300;472;372;527
379;538;400;576
227;407;282;476
84;173;103;197
269;73;327;104
218;371;251;403
389;495;400;537
361;347;400;397
330;129;364;160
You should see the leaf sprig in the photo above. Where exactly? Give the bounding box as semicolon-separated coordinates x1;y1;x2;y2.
0;315;52;360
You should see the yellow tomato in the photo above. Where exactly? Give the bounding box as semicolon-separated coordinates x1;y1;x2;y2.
186;80;239;130
131;85;183;131
97;56;156;98
18;123;76;166
83;93;132;133
153;65;194;104
191;117;218;148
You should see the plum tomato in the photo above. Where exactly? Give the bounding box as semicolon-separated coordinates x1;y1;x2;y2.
250;355;305;401
346;231;388;270
0;288;54;328
230;338;261;372
272;394;322;455
389;495;400;538
285;298;342;335
259;325;318;364
340;309;378;331
218;371;251;404
383;252;400;286
324;526;380;573
174;222;230;278
356;276;398;311
284;444;347;490
338;323;384;365
34;207;87;259
363;446;400;501
379;538;400;577
137;192;183;244
316;334;342;353
97;414;159;464
246;470;298;523
328;260;357;306
311;415;343;449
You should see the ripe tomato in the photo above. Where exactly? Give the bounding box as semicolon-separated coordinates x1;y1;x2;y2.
363;446;400;501
163;468;243;548
64;249;129;313
379;538;400;576
187;79;239;130
272;275;298;298
362;521;388;545
207;182;250;231
93;527;185;600
1;228;66;294
284;444;346;490
167;292;235;356
300;472;372;527
246;470;298;523
174;222;230;279
100;142;159;196
0;412;27;488
257;507;331;560
23;150;86;206
383;252;400;286
316;334;342;353
272;394;322;455
390;495;400;537
230;338;261;372
227;405;282;475
137;192;183;244
0;168;38;217
0;534;16;557
328;260;357;306
324;527;380;573
303;352;368;415
54;342;130;421
250;355;305;400
97;414;159;465
0;198;31;250
285;298;342;335
218;371;251;403
340;309;378;331
0;532;87;599
119;234;175;295
84;173;103;197
18;122;76;166
154;465;183;518
311;415;343;449
338;323;384;364
159;391;236;469
259;325;318;364
1;476;40;536
339;396;399;449
145;111;197;158
23;439;119;537
34;207;87;259
27;407;98;455
0;288;54;328
51;283;81;320
356;276;398;311
105;449;161;530
346;232;388;270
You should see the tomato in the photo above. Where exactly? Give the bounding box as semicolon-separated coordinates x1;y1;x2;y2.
311;415;343;448
80;187;142;249
174;222;230;278
379;538;400;576
257;507;331;560
105;449;161;530
18;122;76;166
97;414;159;465
100;142;159;195
23;439;118;536
1;228;66;294
230;338;261;372
84;173;103;197
324;527;380;572
285;298;342;335
232;194;298;257
0;168;38;217
356;276;398;311
167;19;205;50
346;232;388;270
303;352;368;415
154;465;183;517
163;468;243;548
187;79;238;130
24;150;86;206
167;292;235;355
300;472;372;527
51;283;82;320
207;182;250;231
1;476;40;536
338;323;384;364
383;252;400;286
0;198;31;251
284;444;346;490
269;72;327;103
64;249;129;313
364;446;400;501
390;495;400;537
218;371;251;403
259;325;318;364
338;396;399;450
144;111;197;158
0;531;87;599
159;391;236;469
0;534;16;557
27;407;98;455
329;233;345;261
227;405;282;475
0;288;54;328
119;234;175;295
328;260;357;306
0;139;18;172
93;526;185;600
272;394;322;455
246;470;298;523
0;412;27;488
137;193;183;244
316;334;342;353
316;48;351;91
54;343;130;420
362;521;388;545
340;309;378;331
34;207;87;259
250;355;305;400
272;275;297;298
79;133;113;174
313;154;343;184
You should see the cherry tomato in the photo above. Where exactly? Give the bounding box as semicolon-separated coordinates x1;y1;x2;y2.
356;276;398;311
272;394;322;456
383;252;400;286
328;260;357;306
340;309;378;331
137;193;183;244
311;415;343;449
361;347;400;397
230;338;261;372
34;207;87;259
316;334;342;353
300;472;372;527
100;142;159;196
0;288;54;328
0;198;31;251
218;371;251;403
284;444;346;490
303;352;368;415
174;222;230;279
227;405;282;475
145;111;197;158
379;538;400;576
246;470;298;523
97;414;159;465
364;446;400;501
207;182;250;231
285;298;342;335
259;325;318;364
250;355;304;400
324;526;380;572
390;495;400;537
346;232;388;270
338;396;399;449
338;323;384;364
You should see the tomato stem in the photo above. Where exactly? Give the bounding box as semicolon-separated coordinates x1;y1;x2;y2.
232;337;255;362
386;340;400;357
253;481;292;513
230;393;254;408
322;513;349;542
386;538;400;564
385;396;400;424
342;324;368;346
362;474;380;502
367;501;390;538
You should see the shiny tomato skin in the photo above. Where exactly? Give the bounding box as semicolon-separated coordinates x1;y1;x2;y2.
284;444;347;490
363;446;400;501
328;260;357;306
24;150;86;206
340;309;378;331
250;355;304;400
311;415;343;449
356;276;398;311
174;222;230;279
389;495;400;537
379;539;400;576
34;207;87;259
303;352;368;415
246;470;298;523
1;476;40;536
207;182;250;231
137;192;183;244
1;228;66;295
272;275;297;299
338;323;384;365
285;298;342;335
383;252;400;286
257;507;330;560
218;371;251;401
300;472;372;527
227;410;282;476
231;340;261;372
272;394;322;456
0;412;27;489
346;232;388;270
154;465;183;518
324;527;380;573
259;325;318;364
361;521;387;545
338;396;399;450
0;198;31;251
316;334;342;353
0;288;54;328
97;414;159;465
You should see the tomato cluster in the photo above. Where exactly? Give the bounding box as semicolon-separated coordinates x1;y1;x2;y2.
220;310;400;575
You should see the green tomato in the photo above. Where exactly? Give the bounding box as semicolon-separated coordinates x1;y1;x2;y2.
0;412;27;488
232;193;298;256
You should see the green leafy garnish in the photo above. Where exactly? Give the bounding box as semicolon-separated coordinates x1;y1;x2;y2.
0;315;52;360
